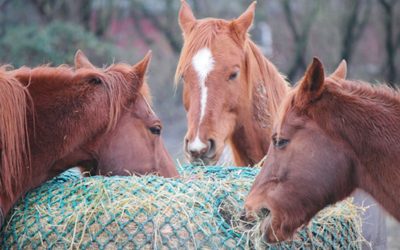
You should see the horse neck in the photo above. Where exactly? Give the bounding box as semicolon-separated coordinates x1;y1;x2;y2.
317;83;400;220
230;41;289;166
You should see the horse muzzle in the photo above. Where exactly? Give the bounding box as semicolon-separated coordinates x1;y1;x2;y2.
185;138;217;165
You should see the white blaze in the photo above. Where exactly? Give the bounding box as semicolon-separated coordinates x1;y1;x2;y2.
192;48;214;122
188;47;215;152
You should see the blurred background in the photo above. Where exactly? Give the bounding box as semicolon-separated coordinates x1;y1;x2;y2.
0;0;399;247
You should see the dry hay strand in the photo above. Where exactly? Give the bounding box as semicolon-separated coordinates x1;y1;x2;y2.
1;166;364;249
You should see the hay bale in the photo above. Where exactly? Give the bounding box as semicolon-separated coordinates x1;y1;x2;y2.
0;165;363;249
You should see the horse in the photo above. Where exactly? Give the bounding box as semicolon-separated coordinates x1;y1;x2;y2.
244;57;400;242
176;1;289;166
0;51;178;225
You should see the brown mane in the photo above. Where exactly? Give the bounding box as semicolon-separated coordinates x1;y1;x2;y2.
0;68;31;200
289;76;400;129
303;78;400;158
175;19;288;124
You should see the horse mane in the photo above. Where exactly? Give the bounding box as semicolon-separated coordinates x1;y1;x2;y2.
0;68;31;200
283;77;400;144
333;79;400;102
113;63;152;104
293;77;400;112
244;40;289;119
175;19;289;121
17;64;149;131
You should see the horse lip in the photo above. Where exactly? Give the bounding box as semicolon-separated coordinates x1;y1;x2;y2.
190;157;206;166
190;156;217;166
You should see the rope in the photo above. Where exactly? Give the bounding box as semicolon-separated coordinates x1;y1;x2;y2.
0;165;362;249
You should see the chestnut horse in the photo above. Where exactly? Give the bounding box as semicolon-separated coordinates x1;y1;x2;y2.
0;51;178;225
176;1;289;166
245;58;400;242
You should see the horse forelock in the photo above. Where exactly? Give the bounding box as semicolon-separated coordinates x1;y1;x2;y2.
0;69;31;200
175;19;228;85
274;90;297;138
103;63;154;131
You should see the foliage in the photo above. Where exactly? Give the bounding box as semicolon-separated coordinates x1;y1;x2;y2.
0;21;118;67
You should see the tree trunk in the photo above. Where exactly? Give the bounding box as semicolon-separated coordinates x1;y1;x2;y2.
378;0;398;86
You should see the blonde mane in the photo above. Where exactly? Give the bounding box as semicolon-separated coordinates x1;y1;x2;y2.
0;69;31;200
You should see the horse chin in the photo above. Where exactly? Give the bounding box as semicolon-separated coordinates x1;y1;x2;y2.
261;210;300;244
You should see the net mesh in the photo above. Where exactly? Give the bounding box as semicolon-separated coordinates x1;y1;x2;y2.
0;165;362;249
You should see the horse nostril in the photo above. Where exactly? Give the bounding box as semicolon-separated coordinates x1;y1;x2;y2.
189;149;200;158
260;208;270;217
239;209;257;229
186;138;215;161
206;139;216;157
184;138;190;154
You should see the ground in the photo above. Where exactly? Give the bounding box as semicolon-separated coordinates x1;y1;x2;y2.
387;216;400;249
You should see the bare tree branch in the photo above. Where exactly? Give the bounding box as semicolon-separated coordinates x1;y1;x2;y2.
396;31;400;50
339;0;371;65
29;0;66;23
0;0;11;11
282;0;320;82
133;1;182;53
130;8;154;46
378;0;398;86
0;0;11;36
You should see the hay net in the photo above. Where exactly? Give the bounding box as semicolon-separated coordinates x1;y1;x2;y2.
1;165;363;249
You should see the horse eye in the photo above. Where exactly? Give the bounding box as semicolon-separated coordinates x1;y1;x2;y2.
229;71;239;81
273;138;290;149
89;77;102;85
149;125;161;135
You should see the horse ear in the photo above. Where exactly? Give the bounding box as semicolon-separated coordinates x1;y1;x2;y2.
231;2;256;43
74;50;95;69
330;59;347;80
132;51;152;88
179;0;197;36
298;57;325;103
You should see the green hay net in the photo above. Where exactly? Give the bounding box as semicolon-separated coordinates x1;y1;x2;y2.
1;165;363;249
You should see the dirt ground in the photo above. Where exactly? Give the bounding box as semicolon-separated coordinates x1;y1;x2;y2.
387;216;400;249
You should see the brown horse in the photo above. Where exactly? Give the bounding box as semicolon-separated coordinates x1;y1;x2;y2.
176;1;289;166
245;58;400;242
0;51;178;225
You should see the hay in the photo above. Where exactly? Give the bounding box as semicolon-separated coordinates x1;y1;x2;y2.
1;165;363;249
